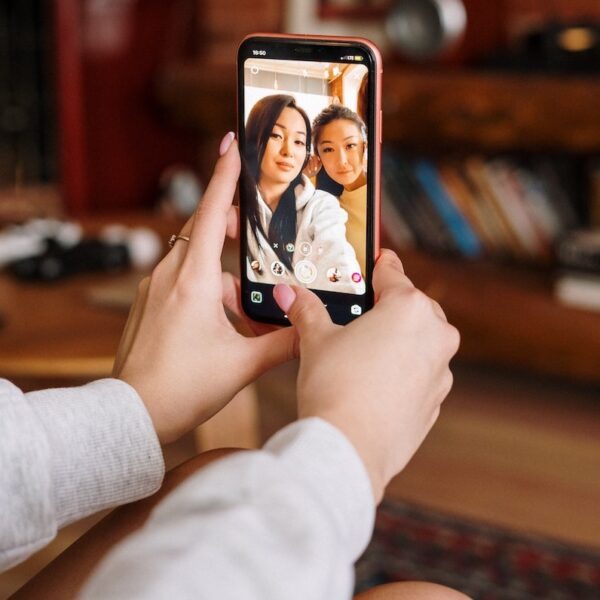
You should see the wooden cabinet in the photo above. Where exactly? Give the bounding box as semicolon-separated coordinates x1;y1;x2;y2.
383;69;600;154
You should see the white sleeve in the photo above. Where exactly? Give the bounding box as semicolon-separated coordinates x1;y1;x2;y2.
81;418;375;600
0;379;164;572
309;194;365;294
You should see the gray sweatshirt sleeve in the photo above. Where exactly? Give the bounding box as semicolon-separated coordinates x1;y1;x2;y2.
0;378;164;572
81;418;375;600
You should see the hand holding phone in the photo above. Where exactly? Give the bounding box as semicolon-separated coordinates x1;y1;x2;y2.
114;136;297;444
273;250;461;501
237;34;382;325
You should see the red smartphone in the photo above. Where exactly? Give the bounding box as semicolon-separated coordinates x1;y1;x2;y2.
237;33;382;326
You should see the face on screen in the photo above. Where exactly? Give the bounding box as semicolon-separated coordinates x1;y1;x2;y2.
315;118;367;190
243;58;369;296
259;107;307;188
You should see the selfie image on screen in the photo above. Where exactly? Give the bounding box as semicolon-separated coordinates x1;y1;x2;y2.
242;58;369;295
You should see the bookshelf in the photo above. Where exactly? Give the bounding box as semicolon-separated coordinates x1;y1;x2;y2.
379;68;600;385
155;63;600;384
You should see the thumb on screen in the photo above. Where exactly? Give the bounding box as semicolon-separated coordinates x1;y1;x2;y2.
273;284;332;338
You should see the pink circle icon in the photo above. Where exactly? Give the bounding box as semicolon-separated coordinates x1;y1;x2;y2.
351;272;362;283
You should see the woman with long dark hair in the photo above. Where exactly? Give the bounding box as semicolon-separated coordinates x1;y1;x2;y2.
242;94;364;293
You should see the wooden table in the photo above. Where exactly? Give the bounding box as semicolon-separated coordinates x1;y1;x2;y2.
0;212;172;383
0;270;137;382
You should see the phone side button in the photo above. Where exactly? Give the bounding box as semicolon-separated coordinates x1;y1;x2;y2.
378;110;383;143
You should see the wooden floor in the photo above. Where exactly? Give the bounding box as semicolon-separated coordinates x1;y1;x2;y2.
257;360;600;549
386;363;600;549
1;361;599;598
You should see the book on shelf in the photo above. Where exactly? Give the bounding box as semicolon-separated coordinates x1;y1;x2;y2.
464;156;528;259
382;151;456;254
486;159;554;261
436;162;496;254
509;166;564;246
412;159;482;258
531;157;579;231
380;151;582;264
483;159;551;260
455;161;512;257
380;181;415;250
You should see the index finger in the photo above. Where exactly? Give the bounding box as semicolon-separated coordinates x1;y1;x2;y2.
182;133;240;276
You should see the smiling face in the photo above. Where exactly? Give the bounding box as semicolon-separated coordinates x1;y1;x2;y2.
317;119;366;190
258;107;307;188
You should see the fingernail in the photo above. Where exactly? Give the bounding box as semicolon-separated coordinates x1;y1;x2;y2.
273;284;296;313
219;131;235;156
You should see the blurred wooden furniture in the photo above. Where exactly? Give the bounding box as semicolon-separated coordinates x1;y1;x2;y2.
0;212;260;450
0;212;172;382
0;269;134;382
157;65;600;153
382;69;600;153
397;248;600;383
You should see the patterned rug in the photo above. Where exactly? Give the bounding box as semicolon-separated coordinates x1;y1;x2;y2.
355;499;600;600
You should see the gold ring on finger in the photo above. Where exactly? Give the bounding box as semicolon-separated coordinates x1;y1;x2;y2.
168;234;190;248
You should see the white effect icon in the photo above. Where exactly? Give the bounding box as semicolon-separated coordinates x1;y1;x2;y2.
299;242;312;256
294;260;317;284
350;304;362;316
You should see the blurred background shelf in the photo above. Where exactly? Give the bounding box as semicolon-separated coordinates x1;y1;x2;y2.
395;247;600;383
382;70;600;154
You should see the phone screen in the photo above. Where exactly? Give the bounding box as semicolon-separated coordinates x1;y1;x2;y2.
238;36;380;325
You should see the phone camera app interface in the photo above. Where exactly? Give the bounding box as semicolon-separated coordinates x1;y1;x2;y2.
242;55;369;297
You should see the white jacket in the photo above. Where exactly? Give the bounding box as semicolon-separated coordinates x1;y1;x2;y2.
246;176;365;294
0;378;374;599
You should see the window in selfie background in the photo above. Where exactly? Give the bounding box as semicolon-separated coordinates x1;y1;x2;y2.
243;59;368;125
